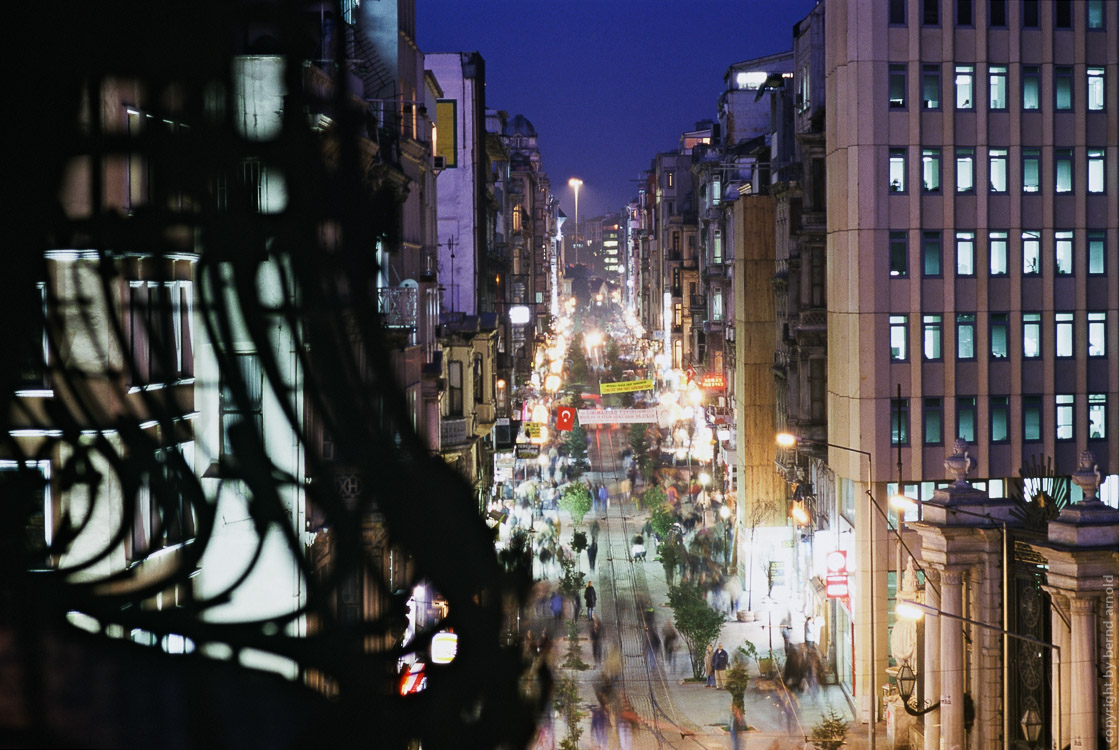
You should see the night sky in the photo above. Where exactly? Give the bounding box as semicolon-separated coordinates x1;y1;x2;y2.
418;0;820;220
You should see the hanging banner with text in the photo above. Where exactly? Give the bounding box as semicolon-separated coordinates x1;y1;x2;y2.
598;379;655;395
576;408;658;425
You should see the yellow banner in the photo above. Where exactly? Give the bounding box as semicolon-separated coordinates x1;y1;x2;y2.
525;423;543;438
599;379;654;395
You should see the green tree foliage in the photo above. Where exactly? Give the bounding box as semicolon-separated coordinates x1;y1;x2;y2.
666;582;725;680
563;423;588;478
639;484;666;513
809;706;849;750
656;535;683;587
648;503;676;541
559;483;592;527
628;423;649;456
568;333;590;385
553;674;585;750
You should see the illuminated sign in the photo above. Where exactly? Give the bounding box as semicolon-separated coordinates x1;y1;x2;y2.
700;373;726;389
577;408;658;425
599;379;654;395
509;305;531;325
431;631;458;664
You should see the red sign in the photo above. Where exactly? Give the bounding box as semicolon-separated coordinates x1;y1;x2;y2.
556;406;575;431
685;365;696;382
826;575;850;599
700;373;725;389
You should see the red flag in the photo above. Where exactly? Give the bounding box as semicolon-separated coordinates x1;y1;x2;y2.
556;406;575;431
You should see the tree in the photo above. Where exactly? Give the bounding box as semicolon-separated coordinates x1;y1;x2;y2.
568;333;590;385
553;674;585;750
563;423;589;478
638;484;666;514
656;535;683;587
557;555;586;623
559;484;592;527
809;706;848;750
666;581;725;680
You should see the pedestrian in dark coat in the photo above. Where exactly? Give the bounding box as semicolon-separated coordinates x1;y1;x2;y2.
590;617;603;664
662;622;678;670
713;643;730;688
584;582;597;620
587;538;599;571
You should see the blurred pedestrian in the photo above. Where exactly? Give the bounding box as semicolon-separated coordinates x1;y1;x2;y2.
550;590;564;621
590;699;609;749
584;581;597;620
662;622;678;670
730;704;747;750
587;538;598;572
590;617;603;664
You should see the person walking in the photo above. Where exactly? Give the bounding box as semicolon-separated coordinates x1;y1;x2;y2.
704;644;716;687
550;590;564;622
662;622;678;671
584;581;597;620
713;642;729;689
590;698;609;750
590;617;603;665
587;538;598;572
597;484;609;512
804;614;819;652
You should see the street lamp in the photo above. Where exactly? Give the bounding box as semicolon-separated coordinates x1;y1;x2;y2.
568;177;582;266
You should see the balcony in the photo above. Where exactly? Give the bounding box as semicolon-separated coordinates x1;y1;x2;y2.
475;402;495;430
794;309;827;332
377;285;418;330
441;416;469;447
689;294;706;311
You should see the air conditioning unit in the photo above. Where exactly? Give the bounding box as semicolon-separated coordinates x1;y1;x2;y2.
433;156;446;170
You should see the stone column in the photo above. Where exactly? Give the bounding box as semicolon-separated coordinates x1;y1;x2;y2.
924;569;941;750
940;567;965;750
1048;592;1071;750
1068;596;1099;750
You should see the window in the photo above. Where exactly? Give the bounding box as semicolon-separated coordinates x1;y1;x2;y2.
1022;66;1041;110
1022;0;1040;27
922;148;941;192
1055;148;1073;193
989;0;1008;26
957;397;977;442
19;283;48;390
890;0;906;24
1023;313;1041;358
473;354;483;403
712;229;723;264
1056;394;1074;440
448;360;463;416
1022;231;1040;274
922;65;941;109
712;288;724;321
1088;149;1105;194
923;314;943;360
892;398;910;445
1022;148;1040;192
1088;232;1106;274
1055;67;1073;110
1023;395;1042;441
956;232;975;276
988;65;1007;110
955;313;976;359
989;148;1008;192
991;396;1010;442
890;315;908;360
666;171;675;188
956;0;973;24
989;231;1008;275
990;313;1009;358
890;231;908;277
923;0;939;24
955;66;974;109
1087;0;1105;29
923;232;942;276
220;352;263;460
956;148;975;192
1055;0;1072;28
924;398;943;444
1088;394;1107;439
889;65;907;109
1087;68;1105;111
1088;312;1106;357
890;148;907;192
1055;231;1073;275
1055;313;1074;357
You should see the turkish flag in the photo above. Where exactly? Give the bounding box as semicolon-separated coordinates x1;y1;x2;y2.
556;406;575;431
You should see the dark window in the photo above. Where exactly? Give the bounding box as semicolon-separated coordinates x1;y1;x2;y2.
991;396;1010;442
924;398;943;444
957;0;973;25
889;65;907;109
990;313;1009;358
890;232;908;277
220;352;263;460
473;354;483;403
1054;0;1072;28
924;0;940;25
890;0;907;24
957;397;977;442
448;360;463;416
923;232;942;277
1023;0;1040;27
922;65;941;109
1023;395;1042;441
892;398;910;445
989;0;1007;26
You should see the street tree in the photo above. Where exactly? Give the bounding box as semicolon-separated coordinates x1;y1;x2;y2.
559;483;592;527
666;581;725;680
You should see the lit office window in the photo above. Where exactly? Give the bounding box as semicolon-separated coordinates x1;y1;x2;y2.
989;231;1008;275
922;148;941;192
1056;394;1074;441
955;65;974;109
1087;149;1105;194
922;64;941;109
1088;312;1106;357
1055;231;1073;275
923;314;943;360
988;148;1007;192
889;231;908;277
1023;313;1041;358
1022;66;1041;110
889;148;907;192
990;313;1009;358
1055;149;1073;193
1055;313;1074;358
1022;231;1041;275
956;232;975;276
924;398;943;444
1087;0;1105;29
1055;67;1073;110
991;396;1010;442
890;315;908;360
956;313;976;359
1088;394;1107;439
1088;232;1106;274
1022;149;1040;192
1087;68;1105;111
989;65;1007;110
956;148;974;192
957;397;977;442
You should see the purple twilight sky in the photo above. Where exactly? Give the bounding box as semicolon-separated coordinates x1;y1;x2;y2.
417;0;820;220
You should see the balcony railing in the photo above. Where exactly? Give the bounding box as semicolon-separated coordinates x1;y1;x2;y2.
377;285;418;330
795;309;827;331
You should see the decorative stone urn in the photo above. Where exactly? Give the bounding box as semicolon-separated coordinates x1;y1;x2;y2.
944;439;973;487
1069;450;1103;506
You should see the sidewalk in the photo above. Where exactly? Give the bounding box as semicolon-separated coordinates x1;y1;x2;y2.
530;458;880;749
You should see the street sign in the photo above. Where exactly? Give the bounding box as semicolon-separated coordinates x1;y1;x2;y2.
515;444;540;459
700;373;726;389
599;379;654;395
826;575;850;599
577;408;658;425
